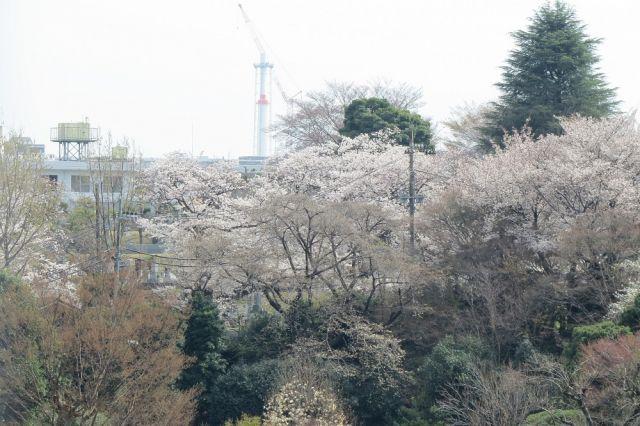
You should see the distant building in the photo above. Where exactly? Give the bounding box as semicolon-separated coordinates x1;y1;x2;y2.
40;120;271;206
43;121;138;205
0;126;46;156
238;155;268;176
36;121;271;283
10;136;46;156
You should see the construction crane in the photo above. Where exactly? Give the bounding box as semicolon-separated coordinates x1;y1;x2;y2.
238;4;265;61
238;4;294;102
238;3;273;157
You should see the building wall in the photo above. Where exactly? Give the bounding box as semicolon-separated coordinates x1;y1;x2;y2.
45;154;265;205
44;159;132;205
44;160;93;203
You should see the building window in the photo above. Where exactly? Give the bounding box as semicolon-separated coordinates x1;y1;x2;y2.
71;175;91;193
47;174;58;183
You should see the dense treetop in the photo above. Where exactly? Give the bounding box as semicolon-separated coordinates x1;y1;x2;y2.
340;97;434;152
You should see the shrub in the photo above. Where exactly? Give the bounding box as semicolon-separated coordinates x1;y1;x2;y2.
564;320;631;360
393;406;432;426
579;333;640;424
438;366;547;426
0;269;20;292
619;293;640;329
282;299;324;342
325;313;409;425
524;409;586;425
226;312;288;364
572;321;631;344
413;335;489;421
224;414;261;426
263;378;348;426
207;359;281;425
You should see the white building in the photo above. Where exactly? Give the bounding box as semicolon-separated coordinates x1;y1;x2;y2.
41;122;270;206
238;155;268;175
44;159;95;203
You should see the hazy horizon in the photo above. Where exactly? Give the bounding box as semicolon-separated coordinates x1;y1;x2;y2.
2;0;640;158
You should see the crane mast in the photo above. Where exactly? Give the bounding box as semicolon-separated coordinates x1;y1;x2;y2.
238;3;272;157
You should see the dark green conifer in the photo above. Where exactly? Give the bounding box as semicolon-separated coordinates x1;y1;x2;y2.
179;289;226;424
486;1;618;147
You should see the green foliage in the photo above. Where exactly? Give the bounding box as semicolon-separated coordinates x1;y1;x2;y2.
66;197;96;231
320;314;410;425
227;301;326;366
393;406;433;426
207;359;281;425
224;414;261;426
413;336;489;422
571;320;631;344
226;312;288;364
487;1;617;146
525;301;571;355
513;336;536;366
619;294;640;329
179;289;227;423
402;336;489;425
524;409;586;425
282;298;325;342
0;269;20;293
0;277;45;423
340;97;433;151
564;320;632;360
211;304;328;424
341;374;405;426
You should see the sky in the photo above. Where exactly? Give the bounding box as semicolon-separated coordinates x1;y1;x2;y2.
2;0;640;159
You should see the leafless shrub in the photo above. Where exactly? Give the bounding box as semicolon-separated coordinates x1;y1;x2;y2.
438;365;548;426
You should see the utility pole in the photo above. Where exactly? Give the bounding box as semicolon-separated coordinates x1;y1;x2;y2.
408;128;416;253
115;197;123;274
94;182;101;266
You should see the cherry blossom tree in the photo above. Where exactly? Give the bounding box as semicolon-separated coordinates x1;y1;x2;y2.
0;135;60;273
141;133;452;318
419;115;640;355
139;153;250;292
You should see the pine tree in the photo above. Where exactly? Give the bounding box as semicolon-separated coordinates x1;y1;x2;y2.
179;289;226;424
486;1;618;147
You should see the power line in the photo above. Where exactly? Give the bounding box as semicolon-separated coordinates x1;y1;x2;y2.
123;246;197;261
408;130;416;253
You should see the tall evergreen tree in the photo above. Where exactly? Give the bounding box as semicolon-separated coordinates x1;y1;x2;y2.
486;1;618;147
179;289;226;424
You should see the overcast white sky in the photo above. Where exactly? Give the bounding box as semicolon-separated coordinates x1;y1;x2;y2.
2;0;640;158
